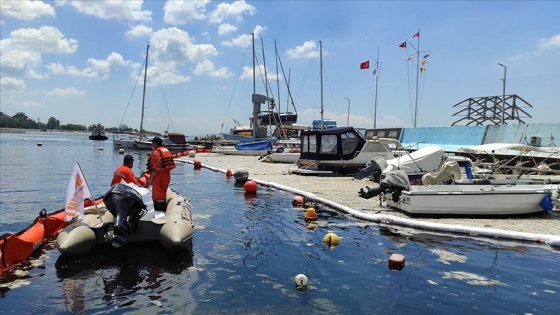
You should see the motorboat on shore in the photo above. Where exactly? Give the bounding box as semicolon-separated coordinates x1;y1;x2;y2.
56;184;194;256
291;127;408;176
358;169;560;216
89;124;108;141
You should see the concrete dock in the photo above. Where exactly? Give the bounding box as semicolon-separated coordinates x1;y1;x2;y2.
177;153;560;245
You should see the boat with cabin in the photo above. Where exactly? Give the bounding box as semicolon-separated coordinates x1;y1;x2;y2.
89;124;108;141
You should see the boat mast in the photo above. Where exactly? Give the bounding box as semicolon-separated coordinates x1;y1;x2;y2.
319;40;324;130
251;33;257;138
139;44;149;138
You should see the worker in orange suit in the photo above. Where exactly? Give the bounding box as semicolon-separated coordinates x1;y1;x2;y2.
111;154;142;186
145;136;175;212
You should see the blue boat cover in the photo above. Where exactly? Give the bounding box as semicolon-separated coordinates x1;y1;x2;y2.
235;139;273;151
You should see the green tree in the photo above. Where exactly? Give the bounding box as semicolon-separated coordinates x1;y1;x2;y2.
46;117;60;130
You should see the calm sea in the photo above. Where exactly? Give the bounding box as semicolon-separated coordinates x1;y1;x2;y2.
1;132;559;314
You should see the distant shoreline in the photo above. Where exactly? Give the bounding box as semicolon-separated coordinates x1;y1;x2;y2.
0;128;88;135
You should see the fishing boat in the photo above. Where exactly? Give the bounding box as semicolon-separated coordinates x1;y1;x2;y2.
56;183;194;256
358;170;560;216
89;124;108;140
0;209;68;272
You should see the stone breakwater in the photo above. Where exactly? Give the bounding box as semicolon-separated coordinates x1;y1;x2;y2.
176;153;560;247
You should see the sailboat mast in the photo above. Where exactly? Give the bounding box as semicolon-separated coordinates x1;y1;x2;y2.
319;40;324;130
413;29;420;128
251;33;257;138
139;44;149;137
373;47;380;129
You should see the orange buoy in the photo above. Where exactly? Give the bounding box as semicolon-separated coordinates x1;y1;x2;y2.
193;160;202;169
244;180;258;193
226;169;233;177
304;207;318;221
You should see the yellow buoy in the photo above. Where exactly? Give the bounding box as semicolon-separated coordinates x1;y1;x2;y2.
304;207;317;221
322;232;340;247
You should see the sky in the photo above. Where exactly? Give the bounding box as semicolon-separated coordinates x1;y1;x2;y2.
1;0;559;137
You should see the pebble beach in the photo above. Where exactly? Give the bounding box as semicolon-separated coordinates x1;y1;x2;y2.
177;153;560;245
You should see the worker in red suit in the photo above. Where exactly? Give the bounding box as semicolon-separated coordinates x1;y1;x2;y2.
145;137;175;212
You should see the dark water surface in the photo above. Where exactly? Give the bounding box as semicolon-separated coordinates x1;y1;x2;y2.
1;132;559;314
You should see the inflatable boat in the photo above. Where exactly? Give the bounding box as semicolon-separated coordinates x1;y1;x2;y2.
56;184;194;256
0;209;68;272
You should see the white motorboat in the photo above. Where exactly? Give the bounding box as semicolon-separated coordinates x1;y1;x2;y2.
292;127;405;176
134;132;193;152
56;184;194;256
359;170;560;216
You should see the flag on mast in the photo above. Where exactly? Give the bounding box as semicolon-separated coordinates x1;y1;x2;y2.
399;41;406;48
413;31;420;38
360;61;370;69
65;162;93;222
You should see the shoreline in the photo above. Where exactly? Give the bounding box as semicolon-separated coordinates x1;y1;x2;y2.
176;153;560;247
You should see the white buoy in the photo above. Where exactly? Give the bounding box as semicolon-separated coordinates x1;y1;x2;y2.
98;147;104;150
294;273;308;292
91;143;95;146
118;148;125;154
188;151;196;158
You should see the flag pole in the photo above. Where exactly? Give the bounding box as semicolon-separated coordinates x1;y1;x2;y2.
374;47;380;129
414;28;420;128
76;161;103;224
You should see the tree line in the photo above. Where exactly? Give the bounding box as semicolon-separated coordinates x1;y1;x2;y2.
0;112;134;132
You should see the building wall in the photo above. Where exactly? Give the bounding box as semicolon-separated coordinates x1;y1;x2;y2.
399;123;560;149
484;123;560;147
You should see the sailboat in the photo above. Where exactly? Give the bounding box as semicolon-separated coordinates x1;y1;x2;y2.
113;44;150;149
222;35;297;144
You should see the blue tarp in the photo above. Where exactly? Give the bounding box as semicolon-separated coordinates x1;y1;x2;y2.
235;139;273;151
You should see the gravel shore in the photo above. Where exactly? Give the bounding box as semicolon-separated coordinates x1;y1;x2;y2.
177;153;560;245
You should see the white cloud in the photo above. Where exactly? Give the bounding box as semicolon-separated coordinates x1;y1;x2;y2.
218;23;237;36
62;0;151;22
163;0;209;25
0;26;77;78
537;33;560;54
125;24;153;39
286;41;320;59
239;65;278;81
209;0;256;24
45;52;132;79
221;25;266;48
0;0;55;20
0;77;27;90
147;27;226;81
47;87;85;96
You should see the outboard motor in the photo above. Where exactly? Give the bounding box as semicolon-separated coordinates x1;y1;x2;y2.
354;156;388;182
103;184;147;247
358;170;410;202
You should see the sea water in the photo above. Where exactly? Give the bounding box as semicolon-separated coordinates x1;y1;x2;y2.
1;132;559;314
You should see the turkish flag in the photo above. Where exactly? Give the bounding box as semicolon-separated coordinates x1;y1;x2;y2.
399;42;406;48
360;61;370;69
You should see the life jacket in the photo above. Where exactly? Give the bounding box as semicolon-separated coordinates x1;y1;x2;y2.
148;147;176;172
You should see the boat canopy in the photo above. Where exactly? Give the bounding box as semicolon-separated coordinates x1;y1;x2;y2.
299;127;366;161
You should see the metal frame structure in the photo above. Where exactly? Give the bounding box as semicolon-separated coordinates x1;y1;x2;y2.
451;94;533;126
